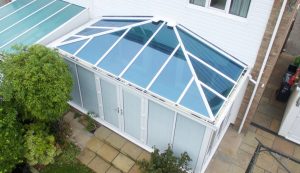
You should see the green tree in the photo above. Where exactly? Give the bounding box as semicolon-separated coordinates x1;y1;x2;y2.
0;106;24;173
138;146;191;173
24;123;60;166
0;45;72;121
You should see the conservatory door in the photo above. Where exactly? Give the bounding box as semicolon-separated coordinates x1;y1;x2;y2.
100;79;121;128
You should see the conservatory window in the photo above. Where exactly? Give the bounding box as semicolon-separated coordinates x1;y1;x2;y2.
229;0;251;18
210;0;227;10
189;0;206;7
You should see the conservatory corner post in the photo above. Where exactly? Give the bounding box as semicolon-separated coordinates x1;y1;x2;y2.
195;127;213;173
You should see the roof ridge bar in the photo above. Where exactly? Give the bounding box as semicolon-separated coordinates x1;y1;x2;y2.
0;0;37;21
188;52;237;84
198;81;227;101
57;19;153;46
94;28;131;66
145;44;180;90
118;22;166;77
176;77;194;104
0;3;70;49
88;26;118;29
0;0;57;35
174;26;215;121
177;25;247;68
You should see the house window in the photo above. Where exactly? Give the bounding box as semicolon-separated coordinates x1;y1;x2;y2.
189;0;251;18
229;0;251;18
210;0;227;10
189;0;206;7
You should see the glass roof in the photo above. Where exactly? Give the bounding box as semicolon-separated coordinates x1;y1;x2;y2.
57;17;247;121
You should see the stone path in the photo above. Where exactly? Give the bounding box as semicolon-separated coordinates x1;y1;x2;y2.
206;125;300;173
64;111;150;173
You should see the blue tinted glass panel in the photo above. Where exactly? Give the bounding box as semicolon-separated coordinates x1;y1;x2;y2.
190;56;234;97
98;22;161;75
58;39;88;54
203;88;224;115
92;19;144;27
76;30;125;64
76;28;109;36
0;0;32;19
150;49;192;101
64;36;80;42
180;82;209;117
178;28;244;80
123;25;178;88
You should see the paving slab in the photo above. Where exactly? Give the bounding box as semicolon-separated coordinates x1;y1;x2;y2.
229;164;245;173
121;142;143;160
86;137;104;153
239;143;256;155
97;143;119;162
219;127;242;156
113;153;135;173
137;150;151;161
94;126;113;140
71;128;93;149
106;166;122;173
272;137;295;156
88;156;111;173
255;152;278;173
128;164;141;173
252;166;264;173
293;146;300;160
256;129;275;141
205;158;231;173
77;149;96;165
106;133;127;149
63;112;74;123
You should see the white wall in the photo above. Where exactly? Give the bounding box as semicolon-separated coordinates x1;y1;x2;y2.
87;0;274;67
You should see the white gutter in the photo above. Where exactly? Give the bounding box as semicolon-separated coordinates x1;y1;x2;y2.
238;0;288;133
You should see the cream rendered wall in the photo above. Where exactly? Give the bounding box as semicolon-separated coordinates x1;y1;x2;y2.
87;0;274;68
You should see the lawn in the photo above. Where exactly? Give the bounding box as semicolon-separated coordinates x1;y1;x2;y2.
41;142;93;173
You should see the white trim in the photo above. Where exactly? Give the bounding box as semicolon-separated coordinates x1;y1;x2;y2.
140;98;148;144
117;86;124;131
0;3;70;49
195;127;213;172
88;26;117;29
0;0;37;21
176;25;247;68
57;19;153;46
225;0;233;14
101;16;153;20
146;44;180;90
188;52;236;84
73;37;92;55
174;26;215;121
74;63;83;107
118;22;166;77
170;112;178;144
176;77;194;104
0;0;57;35
94;28;131;66
198;80;227;101
94;76;104;119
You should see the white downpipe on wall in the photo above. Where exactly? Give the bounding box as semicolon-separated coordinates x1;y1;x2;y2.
238;0;288;133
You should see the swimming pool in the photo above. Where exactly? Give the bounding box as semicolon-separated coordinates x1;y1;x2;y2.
0;0;85;52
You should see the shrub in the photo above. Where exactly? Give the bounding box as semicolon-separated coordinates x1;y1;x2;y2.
24;123;60;166
0;107;24;173
0;44;72;121
138;146;191;173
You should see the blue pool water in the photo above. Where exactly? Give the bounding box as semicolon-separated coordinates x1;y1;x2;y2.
0;0;84;52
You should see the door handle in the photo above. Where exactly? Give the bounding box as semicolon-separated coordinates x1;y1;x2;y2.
114;107;119;113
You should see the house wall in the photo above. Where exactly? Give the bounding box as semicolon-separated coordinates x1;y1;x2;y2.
87;0;274;67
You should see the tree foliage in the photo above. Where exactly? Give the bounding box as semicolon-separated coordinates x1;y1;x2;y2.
138;146;191;173
24;123;60;166
0;45;72;121
0;106;24;173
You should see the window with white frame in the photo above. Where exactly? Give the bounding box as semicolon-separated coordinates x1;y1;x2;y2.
189;0;251;18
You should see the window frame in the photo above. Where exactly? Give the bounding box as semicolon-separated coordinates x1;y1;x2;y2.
188;0;250;19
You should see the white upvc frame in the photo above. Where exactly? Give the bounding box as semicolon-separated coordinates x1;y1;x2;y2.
94;76;104;119
74;63;84;107
0;0;37;21
118;22;166;77
176;77;194;104
195;127;213;172
0;3;71;49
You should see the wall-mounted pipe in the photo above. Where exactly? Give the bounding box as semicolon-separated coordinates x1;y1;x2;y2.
238;0;288;133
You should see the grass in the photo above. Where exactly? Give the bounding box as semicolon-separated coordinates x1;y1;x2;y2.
41;142;93;173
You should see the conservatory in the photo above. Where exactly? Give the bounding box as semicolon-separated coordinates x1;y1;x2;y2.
53;16;248;172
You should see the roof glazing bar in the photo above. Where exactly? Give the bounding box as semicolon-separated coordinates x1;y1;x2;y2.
0;0;15;10
198;81;227;101
0;0;57;35
0;0;37;21
101;16;153;20
176;77;194;104
188;52;237;84
57;19;154;46
177;25;247;68
118;22;166;77
94;28;131;66
73;37;92;55
0;3;70;49
146;44;180;90
88;26;118;29
174;27;215;121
